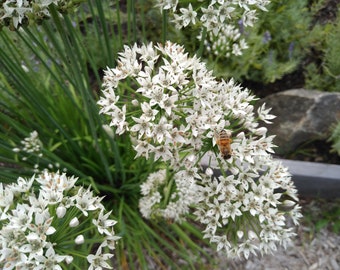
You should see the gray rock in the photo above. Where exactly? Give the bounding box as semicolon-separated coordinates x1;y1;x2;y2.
257;89;340;154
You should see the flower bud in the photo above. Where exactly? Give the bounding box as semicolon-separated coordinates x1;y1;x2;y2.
75;235;84;245
69;217;79;227
56;205;66;218
254;127;267;136
65;256;73;264
205;167;214;176
102;124;115;138
248;230;258;241
131;99;139;106
283;200;296;207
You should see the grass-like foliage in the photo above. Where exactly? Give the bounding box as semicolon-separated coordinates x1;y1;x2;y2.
0;1;303;269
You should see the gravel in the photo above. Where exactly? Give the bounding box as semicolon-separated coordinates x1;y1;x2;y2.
224;227;340;270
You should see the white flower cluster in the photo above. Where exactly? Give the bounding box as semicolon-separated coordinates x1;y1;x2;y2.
139;168;199;222
0;0;79;30
196;160;302;259
0;172;120;269
155;0;270;57
98;41;301;258
12;130;42;158
98;42;267;163
12;131;67;174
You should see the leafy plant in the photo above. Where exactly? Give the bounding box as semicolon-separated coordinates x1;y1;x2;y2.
304;8;340;93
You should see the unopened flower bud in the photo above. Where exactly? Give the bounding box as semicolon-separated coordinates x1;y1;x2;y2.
102;124;115;138
237;230;244;239
21;64;29;73
254;127;267;136
131;99;139;106
283;200;296;207
65;256;73;264
205;167;214;176
248;230;258;241
69;217;79;227
56;205;66;218
75;234;84;245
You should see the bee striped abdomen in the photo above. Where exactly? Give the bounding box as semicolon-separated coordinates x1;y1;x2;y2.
215;129;232;159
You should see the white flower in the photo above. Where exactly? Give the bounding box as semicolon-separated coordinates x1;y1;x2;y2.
155;0;178;12
29;211;56;239
93;210;117;236
257;103;276;124
137;42;159;67
34;246;66;270
8;175;35;194
238;239;259;259
98;42;217;165
222;201;242;221
8;203;34;231
133;139;155;159
87;247;113;270
36;171;78;192
99;233;121;250
20;232;45;255
1;3;31;29
195;156;301;258
131;115;152;138
179;4;197;27
0;183;14;210
73;187;100;216
140;102;159;121
153;116;172;143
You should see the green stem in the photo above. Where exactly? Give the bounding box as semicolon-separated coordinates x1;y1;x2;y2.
197;27;207;58
162;9;168;43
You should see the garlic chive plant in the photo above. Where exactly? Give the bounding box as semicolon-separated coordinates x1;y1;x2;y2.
98;41;302;259
1;0;302;266
0;0;81;30
155;0;271;57
0;171;120;269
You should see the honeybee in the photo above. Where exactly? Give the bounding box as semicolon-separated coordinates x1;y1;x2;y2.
215;129;232;159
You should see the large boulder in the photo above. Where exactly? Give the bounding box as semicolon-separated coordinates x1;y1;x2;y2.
258;89;340;154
